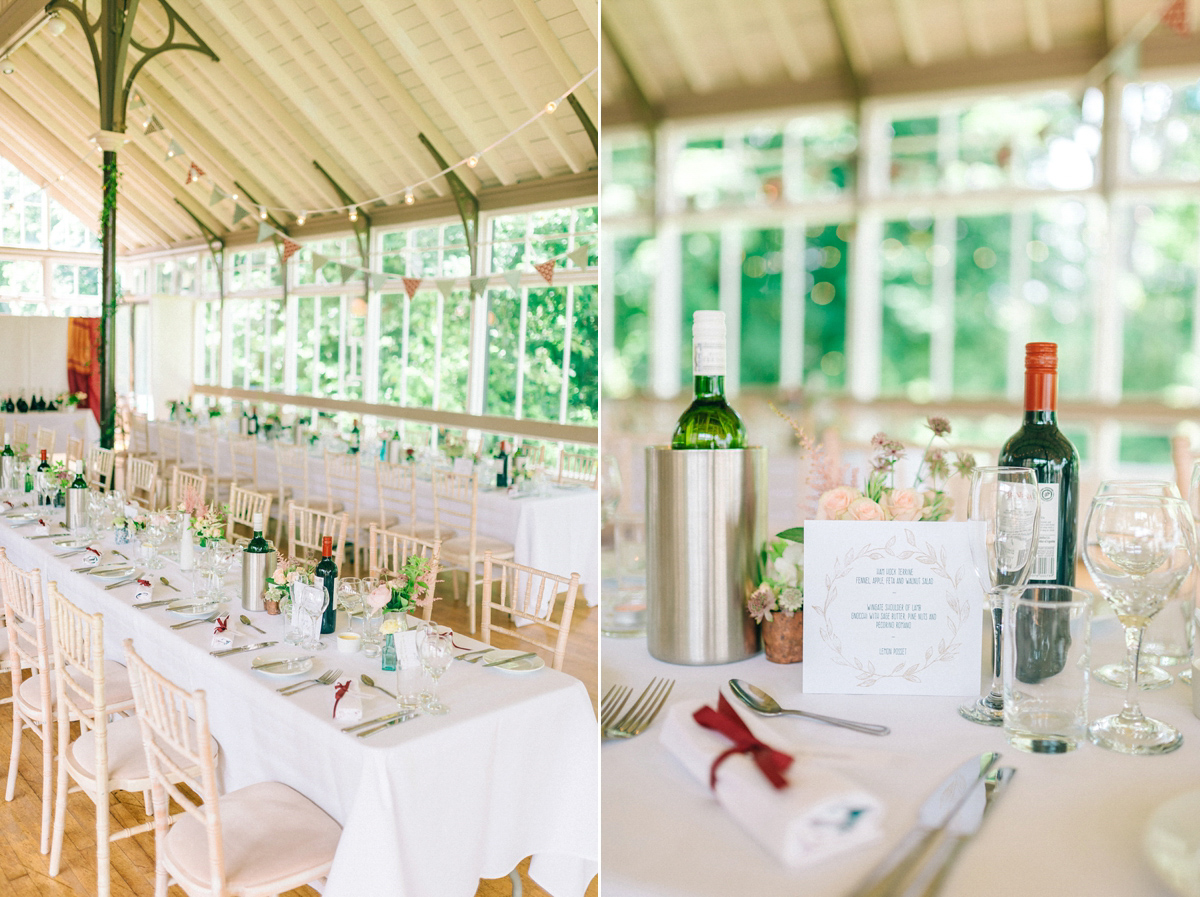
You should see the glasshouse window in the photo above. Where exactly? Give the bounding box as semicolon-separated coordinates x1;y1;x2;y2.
195;301;220;386
0;158;45;249
295;295;342;398
0;259;42;296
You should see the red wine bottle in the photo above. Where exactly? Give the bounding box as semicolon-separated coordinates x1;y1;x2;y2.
315;535;338;635
999;342;1080;585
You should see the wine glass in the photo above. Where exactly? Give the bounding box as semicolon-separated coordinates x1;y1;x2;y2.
959;466;1040;726
142;513;167;570
1083;494;1195;754
418;626;454;715
336;577;362;620
600;454;621;529
289;575;329;650
1093;480;1183;689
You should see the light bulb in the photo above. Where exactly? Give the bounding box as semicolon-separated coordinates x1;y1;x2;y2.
467;155;478;168
1;58;14;75
230;192;239;202
259;207;267;220
349;208;358;222
405;192;414;205
545;100;557;113
297;212;306;225
45;15;66;37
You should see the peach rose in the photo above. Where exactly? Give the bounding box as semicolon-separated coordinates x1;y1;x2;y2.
817;486;862;520
881;488;926;522
845;497;886;521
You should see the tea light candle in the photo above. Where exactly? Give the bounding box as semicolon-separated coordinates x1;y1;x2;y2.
337;631;361;654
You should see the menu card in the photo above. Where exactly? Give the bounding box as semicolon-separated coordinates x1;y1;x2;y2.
802;521;983;696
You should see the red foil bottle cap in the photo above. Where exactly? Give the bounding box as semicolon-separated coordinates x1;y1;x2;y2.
1024;342;1058;410
1025;342;1058;372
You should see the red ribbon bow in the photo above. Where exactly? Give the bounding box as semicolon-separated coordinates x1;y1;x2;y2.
332;680;351;718
137;578;151;588
213;615;228;634
694;694;793;791
85;546;100;557
37;518;46;527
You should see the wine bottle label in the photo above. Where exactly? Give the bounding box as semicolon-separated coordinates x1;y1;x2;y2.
693;342;725;376
1030;482;1060;581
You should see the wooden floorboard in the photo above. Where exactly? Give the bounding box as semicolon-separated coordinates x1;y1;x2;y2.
0;604;599;896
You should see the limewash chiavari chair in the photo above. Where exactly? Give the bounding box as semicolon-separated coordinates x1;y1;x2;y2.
127;412;153;459
375;460;441;541
367;524;441;623
151;421;184;470
431;469;514;634
12;420;28;446
126;456;161;510
481;552;581;672
47;585;195;897
35;427;56;457
86;444;116;492
558;450;600;488
226;485;273;545
122;640;341;897
323;451;360;568
66;436;84;465
272;444;308;547
284;501;347;564
187;429;233;505
169;468;208;512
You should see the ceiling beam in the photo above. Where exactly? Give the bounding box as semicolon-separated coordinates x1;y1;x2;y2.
0;0;44;54
355;0;518;185
568;0;597;42
825;0;869;95
403;0;551;180
601;8;666;104
759;0;813;81
894;0;933;66
1024;0;1054;52
962;0;994;56
714;0;770;85
508;0;598;120
645;0;715;94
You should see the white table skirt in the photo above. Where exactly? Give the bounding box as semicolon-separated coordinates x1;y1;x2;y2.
0;517;598;897
601;628;1199;897
3;409;98;455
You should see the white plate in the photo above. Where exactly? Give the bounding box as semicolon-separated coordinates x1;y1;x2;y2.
251;652;314;677
1145;787;1200;897
53;537;92;550
5;509;41;520
89;564;136;580
167;599;221;617
480;649;544;673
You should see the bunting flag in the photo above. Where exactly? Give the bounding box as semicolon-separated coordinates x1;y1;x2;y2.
209;186;227;206
402;277;422;299
143;115;163;135
503;269;523;292
469;275;491;296
257;221;275;242
435;278;456;299
1163;0;1189;34
280;238;301;264
369;271;390;291
129;94;146;110
567;245;591;268
534;260;556;284
338;263;357;283
185;161;205;185
312;252;329;271
232;204;249;224
165;139;185;160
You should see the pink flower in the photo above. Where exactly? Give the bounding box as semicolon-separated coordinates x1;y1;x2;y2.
845;497;886;521
365;583;392;613
880;488;926;521
817;486;862;520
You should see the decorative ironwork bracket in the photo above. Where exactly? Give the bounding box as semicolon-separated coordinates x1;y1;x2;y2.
567;94;597;152
417;133;479;277
312;161;370;270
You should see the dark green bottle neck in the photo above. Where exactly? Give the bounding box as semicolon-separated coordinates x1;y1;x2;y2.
1022;410;1059;427
693;375;727;400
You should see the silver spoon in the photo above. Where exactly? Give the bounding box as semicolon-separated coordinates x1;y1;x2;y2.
729;679;890;736
240;614;266;634
360;674;397;700
160;576;181;592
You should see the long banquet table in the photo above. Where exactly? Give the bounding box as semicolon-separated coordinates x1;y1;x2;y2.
602;626;1200;896
3;409;99;453
158;424;600;605
0;510;598;897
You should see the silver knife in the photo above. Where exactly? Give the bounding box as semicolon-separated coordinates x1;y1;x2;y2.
845;752;1000;897
356;711;420;738
211;641;277;657
900;767;1016;897
484;651;538;667
104;577;141;590
456;648;496;662
133;599;175;610
342;710;412;733
255;656;314;672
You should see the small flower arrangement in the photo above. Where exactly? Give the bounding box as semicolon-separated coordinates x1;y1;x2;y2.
64;391;85;407
442;432;465;461
747;535;805;624
266;555;315;604
365;556;437;627
816;418;975;523
194;505;227;543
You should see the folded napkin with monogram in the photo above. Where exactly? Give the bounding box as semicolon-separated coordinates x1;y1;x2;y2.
659;692;884;868
332;680;363;722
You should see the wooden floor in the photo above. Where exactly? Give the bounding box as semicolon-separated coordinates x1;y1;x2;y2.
0;576;599;896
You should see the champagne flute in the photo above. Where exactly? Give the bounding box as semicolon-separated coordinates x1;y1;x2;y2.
1083;494;1195;754
959;466;1040;726
1093;480;1183;689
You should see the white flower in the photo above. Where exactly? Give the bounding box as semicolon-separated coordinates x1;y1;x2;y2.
772;542;805;587
779;587;803;613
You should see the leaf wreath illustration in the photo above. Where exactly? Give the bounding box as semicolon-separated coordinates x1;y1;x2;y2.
812;530;970;687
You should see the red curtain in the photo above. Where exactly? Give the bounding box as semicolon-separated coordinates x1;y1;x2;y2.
67;317;101;426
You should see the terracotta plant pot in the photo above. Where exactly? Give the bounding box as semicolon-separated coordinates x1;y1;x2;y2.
264;599;281;616
762;610;803;664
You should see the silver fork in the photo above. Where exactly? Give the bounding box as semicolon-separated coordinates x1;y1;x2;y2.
600;684;632;730
604;678;675;740
170;612;222;630
278;668;341;696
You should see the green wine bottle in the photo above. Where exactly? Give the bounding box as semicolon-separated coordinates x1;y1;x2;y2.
314;535;338;635
671;310;746;449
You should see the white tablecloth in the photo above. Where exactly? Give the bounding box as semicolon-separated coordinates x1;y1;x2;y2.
0;516;598;897
2;409;98;454
602;628;1200;897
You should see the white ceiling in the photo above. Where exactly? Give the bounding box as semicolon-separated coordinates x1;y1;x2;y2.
0;0;598;253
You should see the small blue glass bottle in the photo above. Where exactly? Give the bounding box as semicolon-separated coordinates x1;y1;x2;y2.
382;633;397;672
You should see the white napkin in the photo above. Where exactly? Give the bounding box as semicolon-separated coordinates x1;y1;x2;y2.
659;697;884;868
333;680;362;722
78;551;99;567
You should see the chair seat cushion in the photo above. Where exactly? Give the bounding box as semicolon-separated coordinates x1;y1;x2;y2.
440;535;515;565
165;780;341;894
67;715;217;792
17;660;134;720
